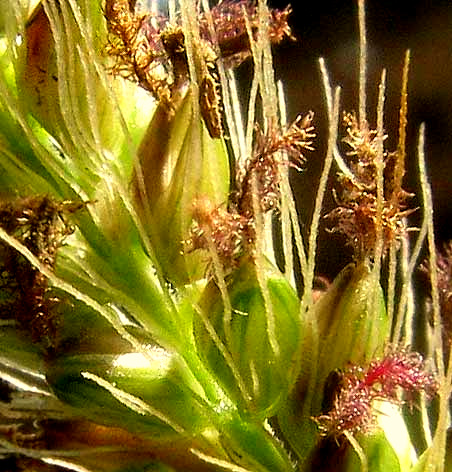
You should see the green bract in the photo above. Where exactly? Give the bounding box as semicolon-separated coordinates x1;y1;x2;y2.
47;350;208;439
311;262;389;388
277;263;389;466
133;91;230;284
195;259;301;419
219;415;296;472
344;431;401;472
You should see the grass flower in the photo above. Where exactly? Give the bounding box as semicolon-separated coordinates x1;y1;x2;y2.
316;347;438;436
0;1;450;471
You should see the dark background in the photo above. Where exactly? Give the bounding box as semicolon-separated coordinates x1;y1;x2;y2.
266;0;452;277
